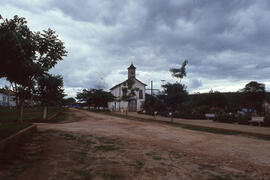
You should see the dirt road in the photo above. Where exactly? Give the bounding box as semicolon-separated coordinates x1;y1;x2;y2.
2;108;270;179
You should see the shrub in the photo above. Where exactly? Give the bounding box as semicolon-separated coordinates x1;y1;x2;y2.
263;115;270;126
174;111;206;120
214;114;251;124
236;115;251;125
214;114;236;123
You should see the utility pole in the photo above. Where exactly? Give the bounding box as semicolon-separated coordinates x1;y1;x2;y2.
146;80;159;96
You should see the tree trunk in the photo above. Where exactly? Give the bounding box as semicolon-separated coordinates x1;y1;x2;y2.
7;91;10;107
18;101;24;123
42;106;48;120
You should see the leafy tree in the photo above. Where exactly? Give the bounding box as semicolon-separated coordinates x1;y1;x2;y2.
241;81;266;113
142;93;166;114
35;74;65;120
161;82;188;112
0;15;41;122
170;59;188;82
0;15;67;122
62;97;76;105
76;89;114;109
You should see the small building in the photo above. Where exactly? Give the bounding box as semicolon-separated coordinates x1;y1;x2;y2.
0;88;16;107
108;64;146;112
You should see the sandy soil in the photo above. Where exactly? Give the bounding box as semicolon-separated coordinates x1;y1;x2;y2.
1;108;270;180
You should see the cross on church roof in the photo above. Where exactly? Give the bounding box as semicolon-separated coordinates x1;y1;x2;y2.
128;63;136;69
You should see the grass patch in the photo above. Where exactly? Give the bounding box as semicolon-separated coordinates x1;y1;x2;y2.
198;163;216;171
103;172;118;180
47;106;62;118
146;151;162;161
0;122;32;140
177;124;239;135
96;137;117;144
61;133;76;140
0;106;64;123
75;169;91;180
50;112;68;122
95;145;119;151
132;160;144;169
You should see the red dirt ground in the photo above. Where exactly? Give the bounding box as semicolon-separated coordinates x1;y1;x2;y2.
1;108;270;179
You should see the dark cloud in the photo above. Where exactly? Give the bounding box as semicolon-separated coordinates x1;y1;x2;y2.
0;0;270;96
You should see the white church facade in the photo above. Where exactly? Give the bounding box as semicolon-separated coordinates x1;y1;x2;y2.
108;64;146;112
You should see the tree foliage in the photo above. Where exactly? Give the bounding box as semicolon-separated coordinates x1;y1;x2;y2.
76;89;115;109
121;78;139;102
62;97;76;105
0;15;67;122
161;82;188;111
35;74;65;106
142;94;166;114
170;59;188;81
241;81;266;113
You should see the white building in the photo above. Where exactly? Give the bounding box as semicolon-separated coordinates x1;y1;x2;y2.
108;64;146;112
0;89;16;107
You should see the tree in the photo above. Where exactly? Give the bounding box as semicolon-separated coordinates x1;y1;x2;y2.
0;15;42;122
35;74;65;120
241;81;266;113
62;97;76;105
76;89;114;109
142;94;166;114
0;15;67;122
161;82;188;112
170;59;188;82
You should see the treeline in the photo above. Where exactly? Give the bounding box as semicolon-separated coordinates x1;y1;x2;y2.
143;59;268;119
143;81;268;118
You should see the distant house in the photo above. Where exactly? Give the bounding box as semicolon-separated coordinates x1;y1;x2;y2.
0;88;16;107
108;64;146;112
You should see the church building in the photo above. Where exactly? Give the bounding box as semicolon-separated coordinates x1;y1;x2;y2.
108;64;146;112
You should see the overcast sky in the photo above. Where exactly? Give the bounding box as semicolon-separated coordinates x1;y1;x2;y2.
1;0;270;97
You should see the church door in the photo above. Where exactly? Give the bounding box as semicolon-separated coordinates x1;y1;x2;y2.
129;99;137;112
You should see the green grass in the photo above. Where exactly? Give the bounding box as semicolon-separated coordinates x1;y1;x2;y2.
0;122;32;140
61;133;77;140
176;124;240;135
50;112;67;122
102;172;118;180
74;169;91;180
95;144;119;151
131;160;144;169
47;106;62;118
145;151;163;160
0;106;64;125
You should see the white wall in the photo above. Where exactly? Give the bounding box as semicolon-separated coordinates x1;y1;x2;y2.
108;101;129;111
0;93;16;107
108;79;146;111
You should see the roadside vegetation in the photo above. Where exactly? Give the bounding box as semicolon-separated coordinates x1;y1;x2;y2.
100;110;270;141
0;106;64;140
0;14;68;140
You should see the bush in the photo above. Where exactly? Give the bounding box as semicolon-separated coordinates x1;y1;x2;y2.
263;115;270;126
236;115;251;125
174;111;206;120
214;114;236;123
214;114;251;124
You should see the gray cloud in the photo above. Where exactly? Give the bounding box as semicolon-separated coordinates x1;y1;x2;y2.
1;0;270;96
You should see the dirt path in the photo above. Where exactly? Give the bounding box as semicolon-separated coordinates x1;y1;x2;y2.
2;108;270;179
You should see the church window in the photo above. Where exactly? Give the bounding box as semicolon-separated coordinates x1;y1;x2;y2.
139;90;143;99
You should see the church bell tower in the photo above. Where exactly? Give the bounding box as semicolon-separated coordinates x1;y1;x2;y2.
128;64;136;79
